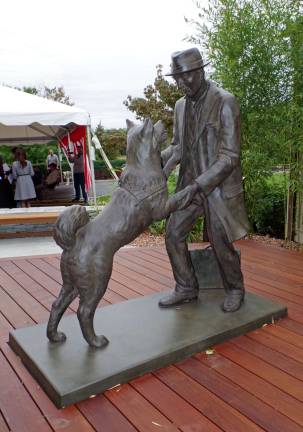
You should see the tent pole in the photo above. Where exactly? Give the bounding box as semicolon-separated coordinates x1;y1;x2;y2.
87;126;97;206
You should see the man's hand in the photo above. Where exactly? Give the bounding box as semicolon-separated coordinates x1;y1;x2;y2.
165;182;200;214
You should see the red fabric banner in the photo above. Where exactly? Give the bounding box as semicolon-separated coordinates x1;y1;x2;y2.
59;126;92;192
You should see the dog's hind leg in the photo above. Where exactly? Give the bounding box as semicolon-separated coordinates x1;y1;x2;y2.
47;283;78;343
77;272;110;348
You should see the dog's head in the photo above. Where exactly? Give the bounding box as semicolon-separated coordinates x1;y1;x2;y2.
125;118;166;166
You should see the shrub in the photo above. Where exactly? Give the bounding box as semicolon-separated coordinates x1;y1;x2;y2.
252;173;286;239
149;172;204;242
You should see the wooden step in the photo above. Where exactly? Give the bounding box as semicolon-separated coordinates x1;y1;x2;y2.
30;200;86;207
0;212;59;226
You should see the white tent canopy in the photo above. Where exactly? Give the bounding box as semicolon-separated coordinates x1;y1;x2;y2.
0;85;97;203
0;85;90;145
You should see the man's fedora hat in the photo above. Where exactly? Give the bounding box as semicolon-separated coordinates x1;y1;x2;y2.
165;48;209;76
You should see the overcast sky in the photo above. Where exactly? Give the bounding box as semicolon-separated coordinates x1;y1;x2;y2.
0;0;206;129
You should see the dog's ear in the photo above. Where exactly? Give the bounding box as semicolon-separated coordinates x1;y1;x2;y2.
140;118;153;138
153;120;167;148
126;119;135;131
142;118;152;130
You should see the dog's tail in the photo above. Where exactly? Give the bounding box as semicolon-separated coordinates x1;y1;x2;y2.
54;205;90;251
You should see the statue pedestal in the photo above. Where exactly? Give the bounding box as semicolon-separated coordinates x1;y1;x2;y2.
9;289;286;408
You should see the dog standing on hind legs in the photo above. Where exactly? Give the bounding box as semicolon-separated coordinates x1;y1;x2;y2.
47;118;182;348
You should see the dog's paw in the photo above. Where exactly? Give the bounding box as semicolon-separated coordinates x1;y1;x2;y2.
90;335;109;349
48;331;67;343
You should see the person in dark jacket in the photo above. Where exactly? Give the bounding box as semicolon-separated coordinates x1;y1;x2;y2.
0;155;14;208
68;146;88;203
159;48;249;312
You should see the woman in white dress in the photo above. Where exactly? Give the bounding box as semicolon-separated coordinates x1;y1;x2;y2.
12;149;36;208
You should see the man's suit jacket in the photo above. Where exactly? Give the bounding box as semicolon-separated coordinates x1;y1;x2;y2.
163;80;249;242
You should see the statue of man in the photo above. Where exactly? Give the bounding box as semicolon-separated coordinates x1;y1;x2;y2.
159;48;249;312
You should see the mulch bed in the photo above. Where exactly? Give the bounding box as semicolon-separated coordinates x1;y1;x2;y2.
130;231;303;252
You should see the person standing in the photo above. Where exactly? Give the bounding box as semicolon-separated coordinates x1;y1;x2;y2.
46;149;59;171
68;145;88;203
159;48;249;312
0;155;14;208
12;149;36;208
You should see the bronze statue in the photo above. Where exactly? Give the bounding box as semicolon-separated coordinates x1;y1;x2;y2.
47;119;178;348
159;48;249;312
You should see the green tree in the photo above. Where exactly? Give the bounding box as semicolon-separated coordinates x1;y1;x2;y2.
186;0;303;234
94;123;127;160
124;65;183;136
22;85;74;106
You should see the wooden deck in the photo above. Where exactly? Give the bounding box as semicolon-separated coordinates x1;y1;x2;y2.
0;240;302;432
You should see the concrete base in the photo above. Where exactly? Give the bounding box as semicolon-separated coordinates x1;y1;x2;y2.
9;290;287;408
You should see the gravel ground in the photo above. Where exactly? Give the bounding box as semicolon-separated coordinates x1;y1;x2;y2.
130;231;303;252
247;234;303;252
130;231;165;247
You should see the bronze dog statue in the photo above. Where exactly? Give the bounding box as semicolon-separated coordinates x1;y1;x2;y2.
47;119;177;348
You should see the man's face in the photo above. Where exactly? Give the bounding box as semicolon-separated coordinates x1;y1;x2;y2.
173;69;204;98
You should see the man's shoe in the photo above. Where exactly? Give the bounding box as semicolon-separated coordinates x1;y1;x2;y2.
159;290;198;308
222;290;244;313
72;198;79;202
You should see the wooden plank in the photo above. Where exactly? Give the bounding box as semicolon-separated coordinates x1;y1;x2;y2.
247;328;303;365
278;317;303;336
112;264;164;292
243;256;303;282
13;259;61;297
0;267;49;323
78;395;138;432
0;212;58;225
0;241;302;432
114;255;173;287
195;347;303;427
0;412;9;432
130;248;172;271
103;289;126;304
244;278;303;310
260;323;303;350
108;279;141;300
0;259;57;311
0;350;52;432
0;311;13;344
0;285;34;329
244;268;303;299
231;334;303;380
2;344;95;432
219;342;303;402
131;374;223;431
244;284;303;315
243;265;303;299
245;285;303;321
177;356;302;432
106;383;180;432
155;365;263;432
44;255;151;300
30;257;63;284
238;240;303;264
239;242;303;269
119;249;173;276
